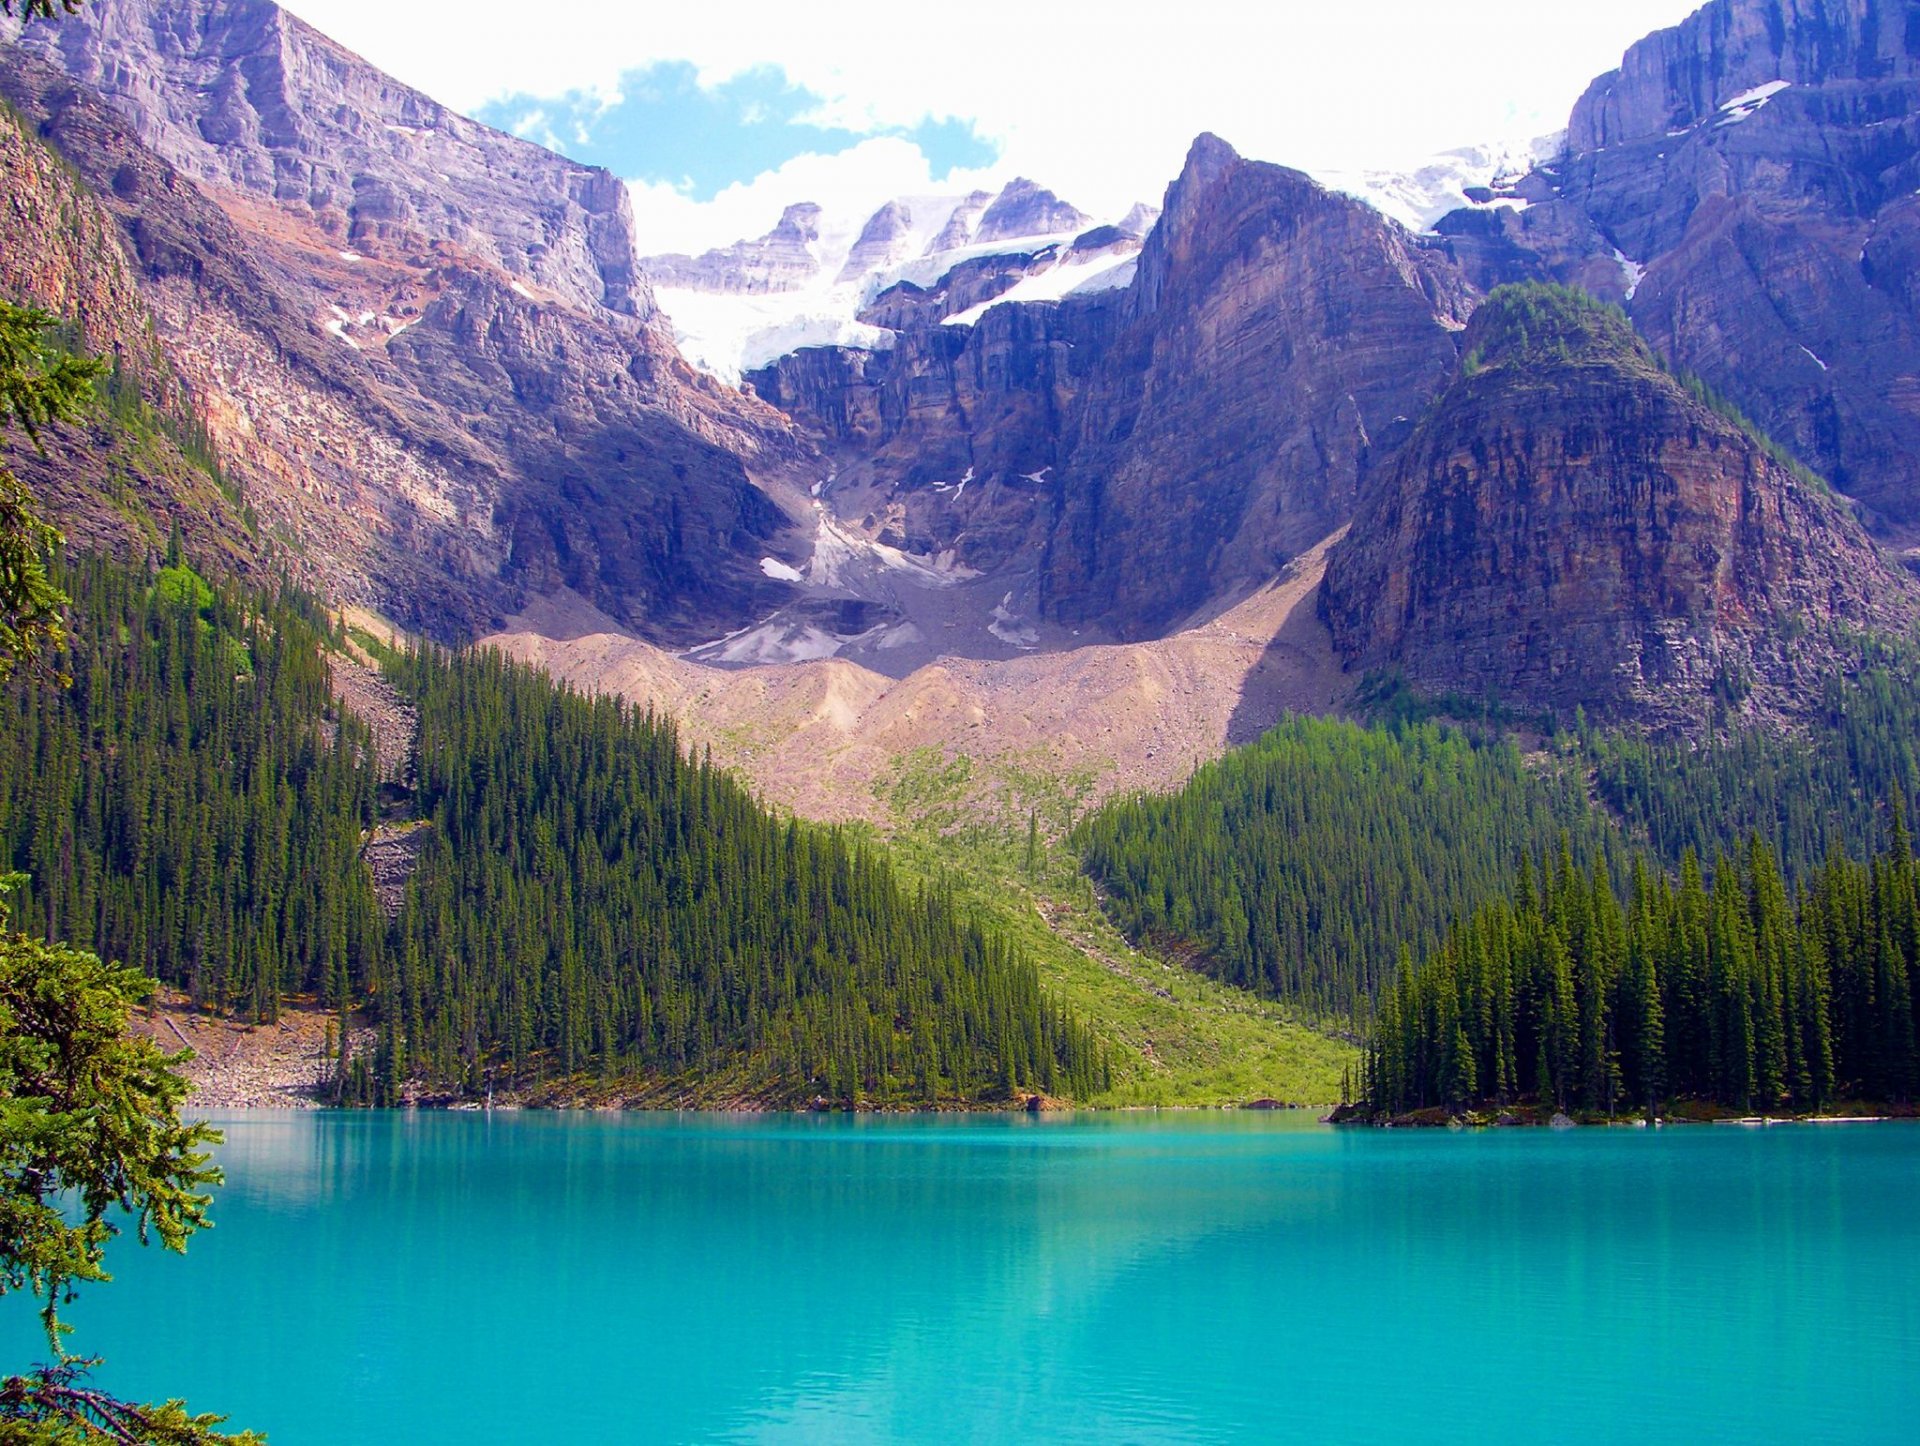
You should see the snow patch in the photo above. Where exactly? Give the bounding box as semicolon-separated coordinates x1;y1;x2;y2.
988;592;1039;650
808;514;977;590
759;557;805;583
338;250;362;262
323;318;361;351
1718;80;1790;125
942;254;1137;328
1320;131;1564;232
643;193;1144;382
654;285;896;382
1613;248;1646;301
1801;345;1829;372
509;280;534;300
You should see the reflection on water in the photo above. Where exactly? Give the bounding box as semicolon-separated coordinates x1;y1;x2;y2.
9;1112;1918;1444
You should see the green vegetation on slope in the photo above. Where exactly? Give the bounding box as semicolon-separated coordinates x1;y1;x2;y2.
0;552;1107;1108
0;553;387;1021
1366;823;1920;1116
1587;641;1920;884
1465;282;1831;493
868;746;1357;1106
1074;716;1615;1020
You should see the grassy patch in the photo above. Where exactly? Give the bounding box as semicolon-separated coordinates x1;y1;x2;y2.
864;747;1358;1107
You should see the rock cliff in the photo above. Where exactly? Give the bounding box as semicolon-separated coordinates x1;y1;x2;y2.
4;3;815;644
11;0;651;318
1322;284;1914;723
1435;0;1920;526
758;135;1475;641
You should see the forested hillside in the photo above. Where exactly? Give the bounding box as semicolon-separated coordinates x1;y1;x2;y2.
1072;717;1615;1018
373;646;1109;1104
1364;826;1920;1116
1080;645;1920;1026
1589;643;1920;883
0;552;385;1019
0;554;1106;1107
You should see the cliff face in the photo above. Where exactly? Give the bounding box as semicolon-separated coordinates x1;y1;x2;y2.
1045;137;1474;637
1437;0;1920;525
4;3;817;644
1322;286;1914;723
10;0;650;318
0;102;257;572
757;135;1475;642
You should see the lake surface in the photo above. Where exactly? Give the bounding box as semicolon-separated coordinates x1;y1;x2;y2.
11;1111;1919;1443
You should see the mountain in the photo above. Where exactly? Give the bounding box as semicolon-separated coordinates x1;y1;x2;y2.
753;134;1474;648
1321;283;1915;723
6;0;816;645
1430;0;1920;530
639;178;1133;382
10;0;1920;722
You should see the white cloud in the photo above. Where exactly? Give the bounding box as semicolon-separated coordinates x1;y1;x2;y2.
285;0;1705;246
627;136;1002;258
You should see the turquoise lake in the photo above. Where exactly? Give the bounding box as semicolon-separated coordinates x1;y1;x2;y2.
10;1111;1920;1443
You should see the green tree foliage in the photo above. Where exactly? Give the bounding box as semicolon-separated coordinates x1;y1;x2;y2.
0;557;385;1024
0;553;1106;1105
1365;820;1920;1116
1073;716;1613;1019
0;302;106;685
1587;644;1920;885
0;878;257;1443
376;646;1108;1105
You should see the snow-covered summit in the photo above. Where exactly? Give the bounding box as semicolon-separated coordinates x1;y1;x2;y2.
638;179;1145;382
1317;131;1567;233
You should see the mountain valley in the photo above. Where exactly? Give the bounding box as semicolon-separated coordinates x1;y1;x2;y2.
8;0;1920;1117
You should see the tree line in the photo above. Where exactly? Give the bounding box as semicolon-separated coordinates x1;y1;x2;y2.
0;551;1107;1106
1364;821;1920;1116
367;644;1109;1105
0;550;387;1021
1072;716;1614;1020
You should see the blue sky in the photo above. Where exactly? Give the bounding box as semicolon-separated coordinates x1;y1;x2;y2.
286;0;1707;254
473;62;996;203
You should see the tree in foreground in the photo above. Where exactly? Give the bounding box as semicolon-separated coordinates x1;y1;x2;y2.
0;879;260;1443
0;221;257;1438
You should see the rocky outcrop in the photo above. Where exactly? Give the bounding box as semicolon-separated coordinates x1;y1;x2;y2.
5;5;816;645
10;0;651;319
837;199;917;282
1041;136;1475;637
975;178;1090;243
755;135;1476;642
0;99;258;572
924;190;990;253
1434;0;1920;525
646;202;824;293
1322;285;1914;724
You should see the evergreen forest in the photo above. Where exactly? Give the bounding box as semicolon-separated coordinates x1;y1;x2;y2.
1072;717;1617;1018
0;553;1107;1107
1363;824;1920;1116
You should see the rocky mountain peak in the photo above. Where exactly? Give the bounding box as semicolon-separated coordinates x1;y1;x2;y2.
9;0;652;319
837;198;916;281
1322;282;1915;724
770;202;824;244
927;190;992;253
974;178;1091;243
1570;0;1918;152
642;201;827;293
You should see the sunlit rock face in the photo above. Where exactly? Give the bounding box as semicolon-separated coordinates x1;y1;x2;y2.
1323;286;1916;725
1433;0;1920;526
